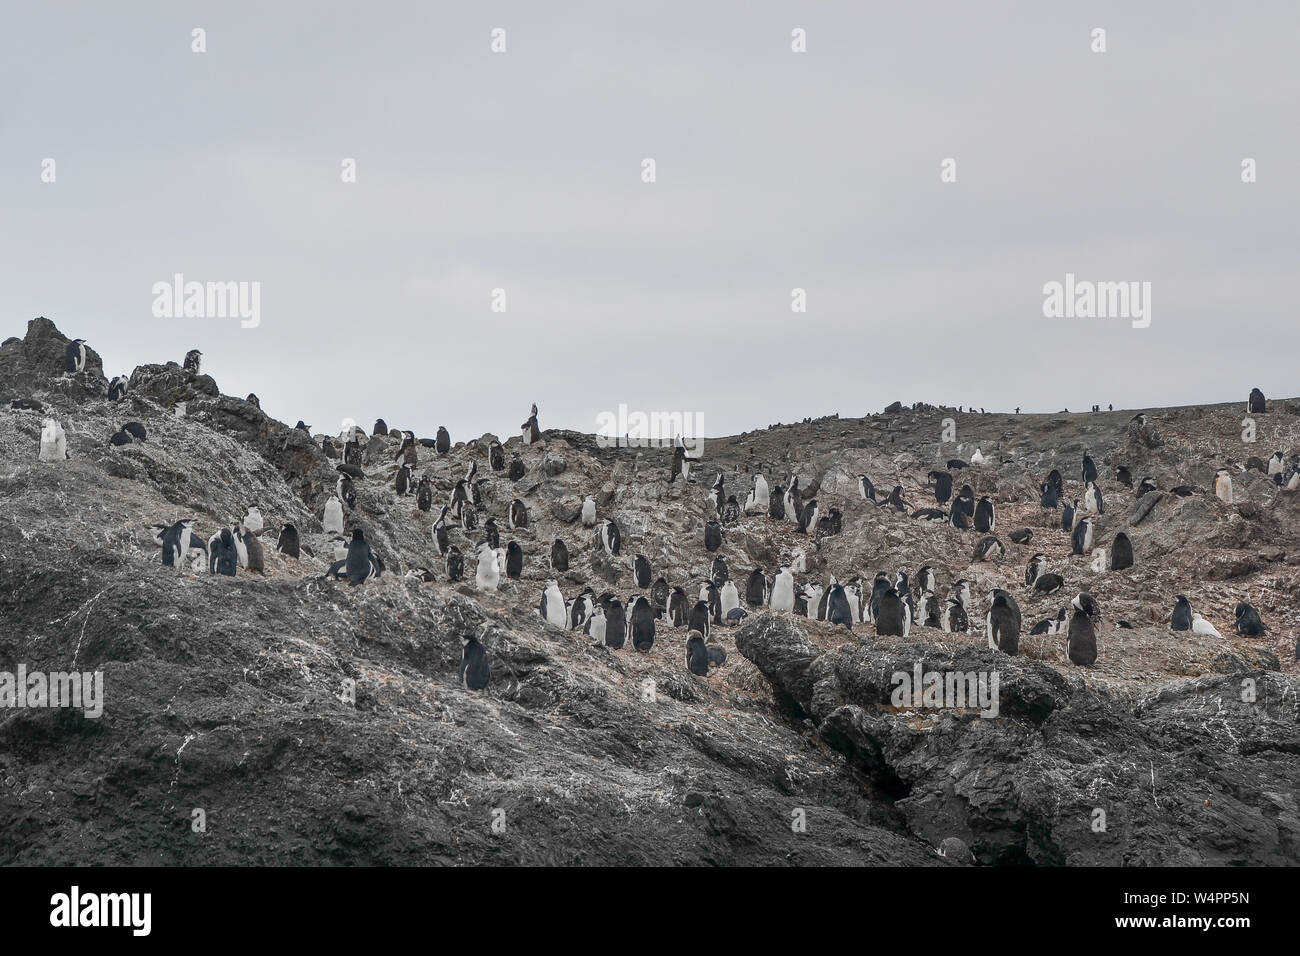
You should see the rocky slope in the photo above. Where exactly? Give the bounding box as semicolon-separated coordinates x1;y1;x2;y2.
0;316;1296;865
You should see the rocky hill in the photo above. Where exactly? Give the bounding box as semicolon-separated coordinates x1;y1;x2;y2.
1;316;1296;866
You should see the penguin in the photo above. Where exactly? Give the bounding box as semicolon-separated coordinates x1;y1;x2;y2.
585;605;608;646
416;476;433;512
800;583;823;619
1032;571;1065;595
826;581;853;630
972;535;1004;562
1115;466;1133;487
224;524;249;568
1191;613;1223;639
276;524;300;559
703;520;722;552
435;426;450;454
393;431;415;462
64;338;87;373
1025;552;1047;587
650;576;670;613
508;454;525;481
633;553;652;588
159;519;197;569
340;529;378;584
974;496;996;533
1170;595;1193;631
1082;481;1104;515
505;540;523;579
371;419;388;437
295;420;311;433
917;566;937;597
210;528;238;577
866;572;891;623
475;543;500;591
449;480;472;519
1213;468;1234;504
1082;453;1097;483
1234;602;1264;636
550;537;569;572
949;496;971;530
770;566;796;612
601;595;627;649
1009;528;1032;544
784;479;803;527
109;427;133;447
321;437;339;459
508;498;528;529
1248;387;1266;414
941;598;968;634
1030;608;1068;635
38;419;67;462
1062;499;1078;532
927;471;952;504
580;494;597;527
947;459;967;470
461;634;491;690
688;599;712;638
858;474;877;502
1268;451;1285;476
700;580;723;624
706;642;728;666
720;580;740;618
874;588;909;637
336;475;357;510
709;554;729;588
432;506;451;556
630;596;656;651
236;526;263;574
488;440;505;471
316;495;343;535
986;591;1019;655
183;349;202;374
538;580;566;626
568;589;594;630
768;485;786;521
745;474;770;514
1040;481;1060;510
1070;517;1094;556
599;518;622;556
708;473;725;515
722;495;741;525
445;545;464;581
108;375;127;400
884;485;907;513
685;631;711;676
521;403;541;444
1110;532;1134;570
745;568;768;606
1066;593;1099;666
668;587;690;626
796;498;819;535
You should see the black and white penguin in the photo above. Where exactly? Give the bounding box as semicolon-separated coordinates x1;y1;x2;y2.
1234;602;1264;636
395;463;413;496
1026;552;1047;586
874;587;910;637
795;498;819;534
488;440;505;471
599;518;622;556
950;495;971;530
972;535;1004;562
700;580;722;624
917;566;937;596
866;571;890;624
974;496;996;533
770;566;796;612
1083;481;1104;515
1008;528;1032;545
276;524;300;558
322;436;339;459
521;403;541;444
64;338;87;373
941;598;968;634
858;474;877;501
508;498;528;529
601;595;627;649
568;589;594;630
703;519;722;552
1082;453;1097;484
508;454;525;481
336;474;357;510
1267;451;1285;476
1170;595;1193;631
445;545;464;581
108;375;127;400
1110;532;1134;570
629;554;650;590
1066;593;1099;666
826;582;853;630
722;495;741;525
539;580;566;627
435;426;450;454
550;537;569;572
505;540;523;579
650;576;670;612
927;470;952;504
209;528;238;577
768;485;786;521
1115;466;1133;487
371;419;388;437
708;473;725;516
584;605;607;646
986;591;1019;655
1248;387;1266;414
884;485;907;513
947;458;966;470
342;529;379;584
668;587;690;626
745;474;770;514
745;569;768;606
685;630;711;676
415;476;433;512
1040;480;1060;510
1030;608;1068;635
460;633;491;691
1071;517;1094;556
1136;476;1158;499
688;599;712;638
629;596;656;651
431;506;451;556
709;554;729;588
784;478;803;527
1062;499;1078;532
182;349;202;374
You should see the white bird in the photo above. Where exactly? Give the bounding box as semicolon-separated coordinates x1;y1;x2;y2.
38;418;66;462
474;543;500;591
720;581;740;618
971;448;985;465
540;580;566;627
770;567;795;612
580;495;597;527
1191;613;1223;639
586;605;607;645
323;496;344;534
242;506;264;534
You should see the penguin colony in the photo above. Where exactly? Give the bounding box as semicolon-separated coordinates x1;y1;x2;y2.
21;338;1291;690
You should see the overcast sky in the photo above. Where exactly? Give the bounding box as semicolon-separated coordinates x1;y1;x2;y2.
2;2;1296;441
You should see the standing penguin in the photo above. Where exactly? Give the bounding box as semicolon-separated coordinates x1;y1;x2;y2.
508;498;528;529
580;494;597;527
505;540;523;579
1170;595;1193;631
550;537;569;572
784;479;803;527
703;520;722;552
796;498;818;534
432;506;451;556
771;566;795;612
874;588;910;637
630;596;656;651
688;599;712;638
341;529;379;584
745;474;770;514
461;633;491;690
720;580;740;618
1110;532;1134;570
183;349;203;374
1082;453;1097;483
38;419;67;462
826;581;853;630
395;463;413;496
1248;388;1266;413
445;545;464;581
633;554;652;588
1083;481;1104;515
108;375;128;400
323;495;345;534
598;518;622;556
540;580;566;627
666;587;689;626
858;474;877;502
508;454;525;481
585;605;608;646
941;599;969;634
745;569;768;607
1213;468;1234;504
974;496;996;533
600;595;627;649
489;440;505;471
416;476;433;512
650;576;670;613
475;543;501;591
986;592;1020;655
64;338;87;373
1066;593;1099;666
1071;517;1094;556
276;524;300;559
435;426;450;454
210;529;238;577
927;471;952;504
521;403;541;444
685;631;711;676
1062;499;1078;532
768;485;785;521
239;523;264;574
